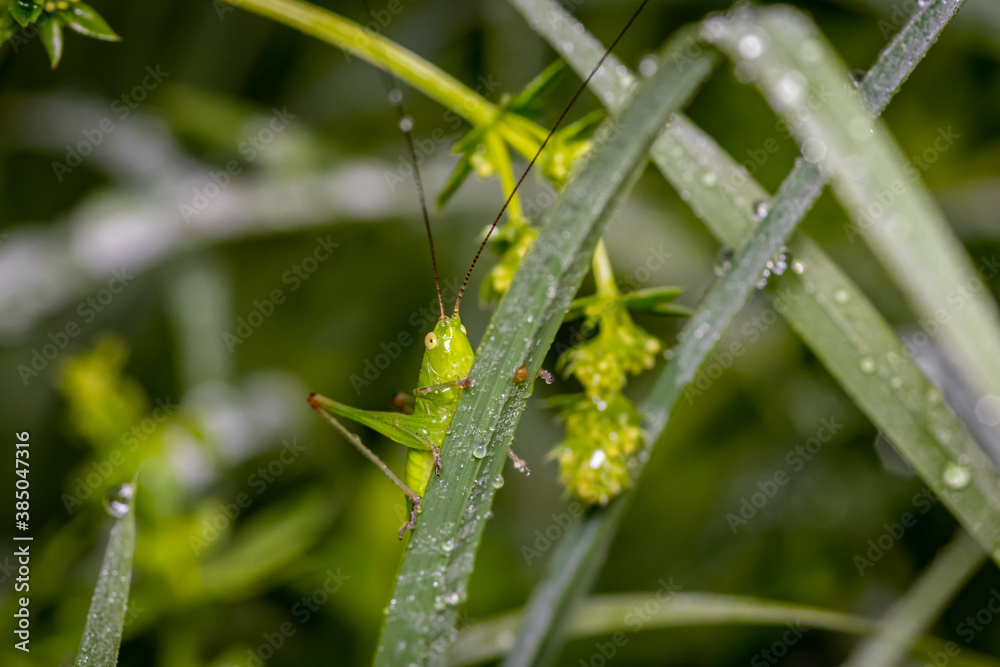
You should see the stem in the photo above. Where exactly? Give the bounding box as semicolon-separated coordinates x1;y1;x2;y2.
485;131;524;223
222;0;543;160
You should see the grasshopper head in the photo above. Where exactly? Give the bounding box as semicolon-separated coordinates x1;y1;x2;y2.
422;315;474;380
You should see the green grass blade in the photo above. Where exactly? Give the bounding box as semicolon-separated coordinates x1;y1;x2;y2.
857;0;967;114
708;2;1000;563
372;31;717;667
451;592;1000;667
74;483;136;667
843;529;985;667
502;0;976;664
498;502;628;667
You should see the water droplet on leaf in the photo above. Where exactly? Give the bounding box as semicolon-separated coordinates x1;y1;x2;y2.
752;199;770;221
104;483;134;518
943;462;971;490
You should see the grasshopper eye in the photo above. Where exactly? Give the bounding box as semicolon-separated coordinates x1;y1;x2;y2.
425;332;438;349
460;325;467;334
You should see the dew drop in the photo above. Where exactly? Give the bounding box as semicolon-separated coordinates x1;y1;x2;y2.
444;591;460;606
638;56;657;78
399;116;414;133
472;442;487;459
834;289;849;304
433;596;446;611
701;171;717;186
791;261;805;274
859;357;876;374
104;483;134;518
492;475;504;489
441;538;456;553
388;88;403;105
714;247;734;276
737;34;764;60
942;462;971;490
589;449;607;469
752;199;770;221
774;71;807;107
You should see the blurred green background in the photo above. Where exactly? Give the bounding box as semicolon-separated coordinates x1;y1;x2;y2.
1;0;999;665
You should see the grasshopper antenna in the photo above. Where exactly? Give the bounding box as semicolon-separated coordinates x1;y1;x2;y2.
451;0;650;317
360;0;446;319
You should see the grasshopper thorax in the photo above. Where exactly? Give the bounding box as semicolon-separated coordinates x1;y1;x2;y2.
420;316;474;385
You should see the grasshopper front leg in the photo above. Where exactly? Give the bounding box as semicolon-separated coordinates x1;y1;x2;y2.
414;377;474;396
413;380;531;476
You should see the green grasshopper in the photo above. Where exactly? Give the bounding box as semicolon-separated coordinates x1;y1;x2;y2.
309;0;649;539
308;148;535;538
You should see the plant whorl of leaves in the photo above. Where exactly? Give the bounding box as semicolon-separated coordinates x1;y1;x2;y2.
2;0;118;68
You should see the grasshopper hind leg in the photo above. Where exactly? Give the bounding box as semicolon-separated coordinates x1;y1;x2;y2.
309;392;423;540
399;496;421;540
